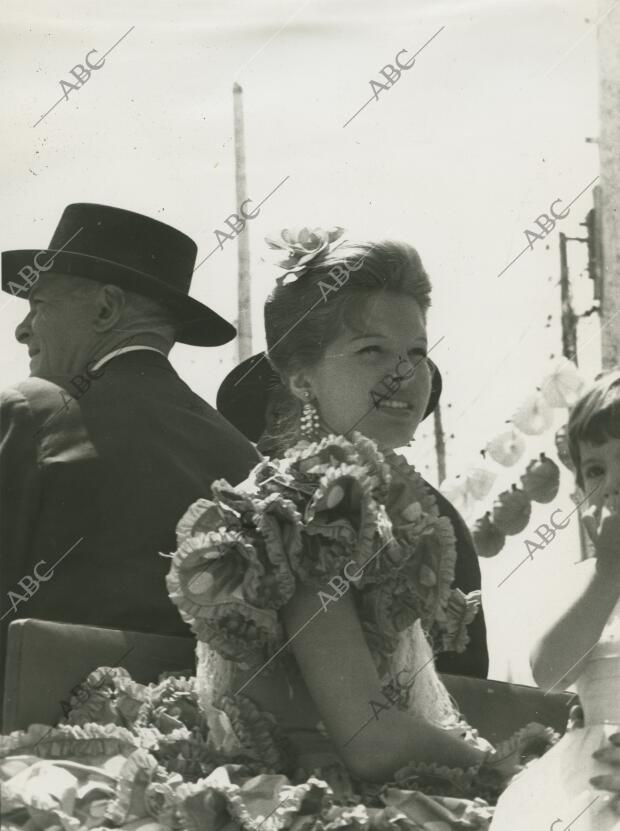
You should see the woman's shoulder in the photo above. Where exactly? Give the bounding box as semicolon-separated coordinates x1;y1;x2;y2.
166;433;481;668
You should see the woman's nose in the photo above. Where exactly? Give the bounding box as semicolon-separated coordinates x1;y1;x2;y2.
395;354;424;383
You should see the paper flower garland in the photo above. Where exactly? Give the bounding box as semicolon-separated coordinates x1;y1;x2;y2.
440;476;476;521
471;513;506;558
441;357;589;561
486;429;526;467
520;453;560;503
463;466;497;500
511;392;554;436
492;485;532;535
540;359;586;408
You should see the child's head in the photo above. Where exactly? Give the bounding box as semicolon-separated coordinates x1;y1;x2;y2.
568;370;620;507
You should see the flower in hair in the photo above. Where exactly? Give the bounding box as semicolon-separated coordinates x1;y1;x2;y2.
265;226;345;283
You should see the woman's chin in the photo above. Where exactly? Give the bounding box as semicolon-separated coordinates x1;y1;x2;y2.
357;421;417;451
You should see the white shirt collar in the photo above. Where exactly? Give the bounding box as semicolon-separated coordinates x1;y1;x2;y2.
90;345;168;373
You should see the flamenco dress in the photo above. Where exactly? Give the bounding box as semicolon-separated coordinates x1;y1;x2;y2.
0;433;556;830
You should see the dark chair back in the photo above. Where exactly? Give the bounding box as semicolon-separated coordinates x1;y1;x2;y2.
2;618;573;743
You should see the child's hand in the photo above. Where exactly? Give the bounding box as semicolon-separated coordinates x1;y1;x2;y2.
582;505;620;582
590;732;620;816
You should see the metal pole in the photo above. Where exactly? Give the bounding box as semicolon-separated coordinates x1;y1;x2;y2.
233;82;252;362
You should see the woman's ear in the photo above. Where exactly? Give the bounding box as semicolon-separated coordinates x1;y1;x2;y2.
287;367;316;403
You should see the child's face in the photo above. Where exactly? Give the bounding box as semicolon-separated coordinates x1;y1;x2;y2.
579;437;620;514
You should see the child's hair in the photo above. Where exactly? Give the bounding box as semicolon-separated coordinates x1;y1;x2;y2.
258;239;432;456
568;369;620;488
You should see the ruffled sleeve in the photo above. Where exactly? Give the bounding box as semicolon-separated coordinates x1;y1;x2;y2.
367;452;480;664
167;434;482;672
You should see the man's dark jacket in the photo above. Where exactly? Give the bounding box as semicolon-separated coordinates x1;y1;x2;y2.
0;350;259;658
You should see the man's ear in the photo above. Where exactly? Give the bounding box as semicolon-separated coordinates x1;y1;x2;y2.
93;284;126;332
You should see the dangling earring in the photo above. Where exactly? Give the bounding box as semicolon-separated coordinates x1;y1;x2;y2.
300;391;321;439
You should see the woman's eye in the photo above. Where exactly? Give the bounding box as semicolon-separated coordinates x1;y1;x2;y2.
357;345;382;355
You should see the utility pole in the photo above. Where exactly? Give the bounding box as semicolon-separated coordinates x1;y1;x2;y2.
233;82;252;362
558;232;579;362
433;402;447;485
597;1;620;368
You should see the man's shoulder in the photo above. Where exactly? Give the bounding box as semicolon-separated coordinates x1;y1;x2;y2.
1;377;93;450
1;377;69;418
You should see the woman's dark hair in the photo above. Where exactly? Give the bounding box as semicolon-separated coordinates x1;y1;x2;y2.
567;369;620;489
258;239;432;455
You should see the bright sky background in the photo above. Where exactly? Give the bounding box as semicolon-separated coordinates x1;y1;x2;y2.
0;0;606;683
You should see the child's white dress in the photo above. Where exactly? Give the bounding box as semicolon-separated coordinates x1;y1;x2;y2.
491;594;620;829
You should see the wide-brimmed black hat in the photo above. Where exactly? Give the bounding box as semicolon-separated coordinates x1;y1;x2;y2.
217;351;443;442
1;203;236;346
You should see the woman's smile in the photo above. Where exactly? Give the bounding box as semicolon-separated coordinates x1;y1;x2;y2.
375;397;416;416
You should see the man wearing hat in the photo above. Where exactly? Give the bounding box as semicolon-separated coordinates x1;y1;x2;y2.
0;203;259;680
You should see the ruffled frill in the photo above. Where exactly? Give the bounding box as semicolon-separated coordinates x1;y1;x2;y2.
0;670;516;830
167;433;482;676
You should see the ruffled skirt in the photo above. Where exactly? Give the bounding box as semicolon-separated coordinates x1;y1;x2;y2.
0;664;559;830
0;725;496;830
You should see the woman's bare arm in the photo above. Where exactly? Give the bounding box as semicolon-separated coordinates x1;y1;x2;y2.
282;581;486;782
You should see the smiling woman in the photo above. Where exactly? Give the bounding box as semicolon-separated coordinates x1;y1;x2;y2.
257;238;435;455
165;231;544;826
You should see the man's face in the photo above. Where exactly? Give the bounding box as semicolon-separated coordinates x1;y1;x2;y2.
14;274;101;381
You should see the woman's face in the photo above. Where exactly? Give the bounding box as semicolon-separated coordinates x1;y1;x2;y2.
580;436;620;515
298;293;433;450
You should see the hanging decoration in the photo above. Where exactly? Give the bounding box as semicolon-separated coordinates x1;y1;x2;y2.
463;466;497;500
440;357;590;563
440;477;476;521
492;485;532;536
540;359;586;409
486;429;526;467
511;392;554;436
520;453;560;503
471;512;506;558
